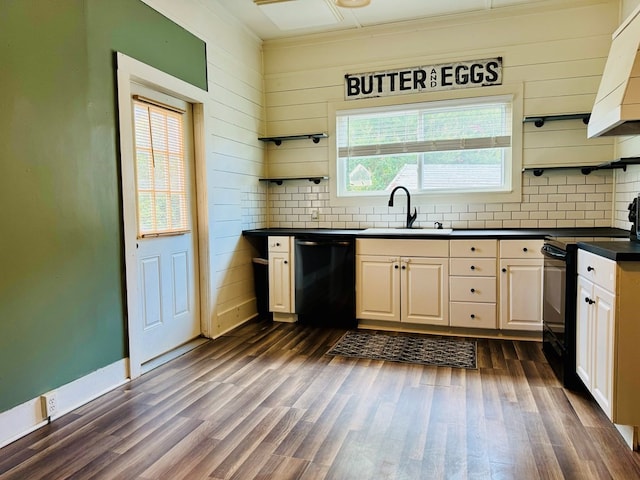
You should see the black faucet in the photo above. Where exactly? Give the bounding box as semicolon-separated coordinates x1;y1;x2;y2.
388;186;417;229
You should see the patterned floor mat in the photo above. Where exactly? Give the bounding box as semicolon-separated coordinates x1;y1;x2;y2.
326;331;477;369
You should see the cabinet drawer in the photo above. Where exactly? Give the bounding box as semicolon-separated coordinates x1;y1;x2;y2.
577;250;616;290
450;302;497;329
450;276;497;302
356;238;448;257
449;258;496;276
268;236;291;253
450;239;497;258
500;239;543;259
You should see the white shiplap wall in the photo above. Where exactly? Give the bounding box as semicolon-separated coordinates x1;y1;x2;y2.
142;0;267;335
262;0;620;228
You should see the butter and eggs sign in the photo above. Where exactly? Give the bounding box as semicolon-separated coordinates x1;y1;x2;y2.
344;57;502;100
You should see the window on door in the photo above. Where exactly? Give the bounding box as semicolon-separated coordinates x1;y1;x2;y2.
133;99;189;237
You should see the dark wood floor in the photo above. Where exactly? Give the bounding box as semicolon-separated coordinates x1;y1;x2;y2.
2;318;640;480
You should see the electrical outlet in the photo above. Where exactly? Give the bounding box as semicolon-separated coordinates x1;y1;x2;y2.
42;391;58;418
311;209;319;220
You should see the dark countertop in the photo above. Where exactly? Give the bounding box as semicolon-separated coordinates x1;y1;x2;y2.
243;227;628;240
243;227;640;261
577;240;640;261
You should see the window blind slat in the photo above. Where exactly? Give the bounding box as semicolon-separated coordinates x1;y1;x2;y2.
133;100;188;236
339;135;511;158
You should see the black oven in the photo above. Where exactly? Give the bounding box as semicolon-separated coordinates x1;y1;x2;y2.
541;239;580;389
541;232;629;389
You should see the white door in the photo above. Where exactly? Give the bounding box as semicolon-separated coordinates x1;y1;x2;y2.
131;85;200;364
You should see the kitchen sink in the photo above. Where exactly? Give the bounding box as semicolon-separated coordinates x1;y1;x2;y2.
360;227;453;235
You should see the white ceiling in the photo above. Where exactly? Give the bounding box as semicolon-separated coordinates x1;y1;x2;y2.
215;0;551;40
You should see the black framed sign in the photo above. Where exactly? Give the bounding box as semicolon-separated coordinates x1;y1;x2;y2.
344;57;502;100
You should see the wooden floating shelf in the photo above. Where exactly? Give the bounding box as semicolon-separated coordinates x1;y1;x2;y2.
523;157;640;176
258;133;328;146
259;176;329;185
523;113;591;128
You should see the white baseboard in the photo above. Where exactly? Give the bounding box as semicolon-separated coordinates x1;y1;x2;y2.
272;312;298;323
0;358;129;449
215;299;259;337
615;423;639;451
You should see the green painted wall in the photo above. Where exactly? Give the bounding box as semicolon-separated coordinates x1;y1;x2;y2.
0;0;206;412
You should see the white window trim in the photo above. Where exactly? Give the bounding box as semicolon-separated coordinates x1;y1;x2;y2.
328;84;524;207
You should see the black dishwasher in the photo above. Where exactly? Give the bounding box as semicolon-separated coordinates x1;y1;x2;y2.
294;236;356;328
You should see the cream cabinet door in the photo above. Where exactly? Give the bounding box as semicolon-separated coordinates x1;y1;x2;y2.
591;283;615;418
576;274;593;388
401;257;449;325
576;274;615;419
356;255;400;321
268;249;292;313
499;258;543;330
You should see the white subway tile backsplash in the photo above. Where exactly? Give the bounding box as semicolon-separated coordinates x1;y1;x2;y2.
547;194;566;203
566;175;586;185
567;211;585;219
566;194;585;202
548;211;567;219
576;185;596;194
548;176;568;186
258;171;615;230
530;211;548;220
538;203;557;211
558;185;577;194
468;204;486;212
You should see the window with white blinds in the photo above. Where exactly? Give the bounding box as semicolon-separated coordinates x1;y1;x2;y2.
133;100;189;237
336;96;512;197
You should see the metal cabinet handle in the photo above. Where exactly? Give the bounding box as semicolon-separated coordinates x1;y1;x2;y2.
470;314;476;319
523;247;528;252
470;265;475;270
470;288;476;293
502;268;507;273
587;266;594;272
471;247;476;252
584;296;594;305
